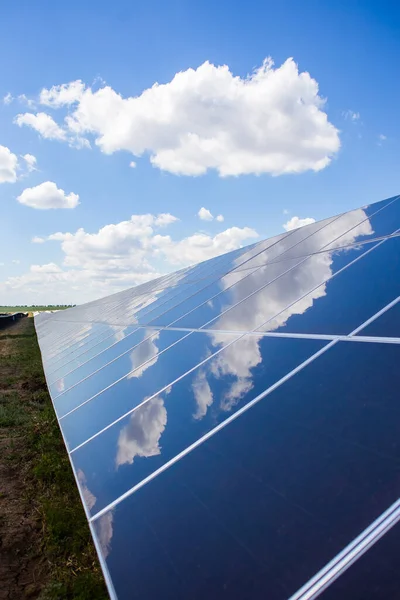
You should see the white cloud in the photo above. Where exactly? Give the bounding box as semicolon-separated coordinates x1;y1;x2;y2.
18;94;36;108
116;396;167;467
12;259;20;264
0;211;257;304
14;112;66;140
39;80;85;107
129;161;136;168
3;92;13;105
32;236;45;244
343;110;360;121
36;57;339;177
197;207;225;222
154;213;178;227
0;145;18;183
283;209;289;215
17;181;80;209
153;226;258;265
198;207;213;221
22;153;37;172
30;263;62;273
283;216;316;231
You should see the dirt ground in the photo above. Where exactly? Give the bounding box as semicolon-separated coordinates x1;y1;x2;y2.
0;317;107;600
0;318;45;599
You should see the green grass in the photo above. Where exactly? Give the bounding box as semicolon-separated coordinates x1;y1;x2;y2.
0;305;75;313
2;319;107;599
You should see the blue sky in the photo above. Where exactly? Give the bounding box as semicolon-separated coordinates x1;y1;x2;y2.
1;0;399;304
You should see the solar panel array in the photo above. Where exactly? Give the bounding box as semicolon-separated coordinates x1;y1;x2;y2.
35;195;400;600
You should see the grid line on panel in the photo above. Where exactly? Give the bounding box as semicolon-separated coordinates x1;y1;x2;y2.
44;281;186;363
255;230;400;334
86;293;400;522
67;286;400;454
56;320;400;412
58;329;193;417
67;330;238;451
193;227;394;336
349;295;400;336
288;498;400;600
88;339;337;522
50;325;168;395
45;286;167;361
145;326;400;345
233;230;400;275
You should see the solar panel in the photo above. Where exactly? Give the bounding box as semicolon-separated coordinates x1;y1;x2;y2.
35;194;400;600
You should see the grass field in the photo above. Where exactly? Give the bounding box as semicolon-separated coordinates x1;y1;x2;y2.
0;317;107;599
0;305;74;313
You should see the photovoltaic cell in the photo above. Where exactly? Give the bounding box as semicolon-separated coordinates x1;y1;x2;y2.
34;195;400;600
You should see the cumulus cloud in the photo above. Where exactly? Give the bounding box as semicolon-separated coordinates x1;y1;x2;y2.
14;112;66;140
197;207;225;223
153;226;258;265
40;80;85;107
129;160;136;168
283;216;316;231
30;263;62;273
25;58;339;177
18;94;36;108
198;207;213;221
0;145;18;183
22;153;37;172
17;181;80;209
0;210;257;304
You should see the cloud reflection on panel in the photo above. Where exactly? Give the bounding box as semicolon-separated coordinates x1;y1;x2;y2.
116;394;168;467
199;208;374;415
78;468;114;558
48;322;93;360
192;368;214;420
214;208;373;334
126;330;160;379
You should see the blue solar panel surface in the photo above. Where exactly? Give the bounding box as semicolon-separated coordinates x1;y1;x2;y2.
35;195;400;600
